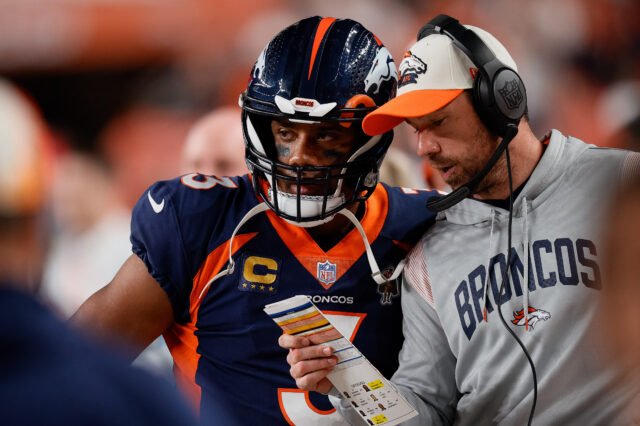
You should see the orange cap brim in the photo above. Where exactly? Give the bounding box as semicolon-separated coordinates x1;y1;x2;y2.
362;89;464;136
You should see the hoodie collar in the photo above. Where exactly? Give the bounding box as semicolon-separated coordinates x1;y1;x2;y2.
439;129;578;225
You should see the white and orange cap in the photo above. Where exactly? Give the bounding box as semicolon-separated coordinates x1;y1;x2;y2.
362;25;518;136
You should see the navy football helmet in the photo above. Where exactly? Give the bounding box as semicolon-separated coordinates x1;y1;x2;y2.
240;16;398;226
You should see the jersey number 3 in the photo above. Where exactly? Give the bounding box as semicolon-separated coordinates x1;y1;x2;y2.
278;311;365;425
181;173;237;189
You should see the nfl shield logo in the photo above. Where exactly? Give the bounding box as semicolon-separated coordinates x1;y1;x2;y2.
317;260;337;286
497;78;524;110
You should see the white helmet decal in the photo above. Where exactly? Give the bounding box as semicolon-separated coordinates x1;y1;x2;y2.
252;44;268;80
364;46;397;95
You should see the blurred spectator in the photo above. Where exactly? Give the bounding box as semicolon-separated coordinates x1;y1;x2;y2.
0;78;51;293
180;106;247;176
0;77;197;426
40;150;131;317
100;106;197;208
597;80;640;151
598;170;640;419
378;147;427;188
39;147;175;381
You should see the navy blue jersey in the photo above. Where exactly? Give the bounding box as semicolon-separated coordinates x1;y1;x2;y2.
0;285;197;426
131;173;437;425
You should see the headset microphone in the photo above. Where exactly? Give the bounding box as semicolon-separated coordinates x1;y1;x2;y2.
426;124;519;212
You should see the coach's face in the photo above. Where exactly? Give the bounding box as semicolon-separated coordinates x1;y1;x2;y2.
406;92;504;197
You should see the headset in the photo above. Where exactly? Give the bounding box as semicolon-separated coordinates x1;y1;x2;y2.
418;14;527;212
419;15;538;425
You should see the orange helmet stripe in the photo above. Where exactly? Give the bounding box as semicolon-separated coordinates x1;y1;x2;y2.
308;17;337;80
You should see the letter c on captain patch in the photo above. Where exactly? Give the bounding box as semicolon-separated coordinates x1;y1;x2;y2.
238;255;281;294
244;256;278;284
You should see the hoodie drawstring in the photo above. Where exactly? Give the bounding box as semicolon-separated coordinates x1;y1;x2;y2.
521;197;530;330
482;198;531;327
482;210;496;322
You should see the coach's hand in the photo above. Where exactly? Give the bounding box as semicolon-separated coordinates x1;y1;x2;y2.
279;334;337;395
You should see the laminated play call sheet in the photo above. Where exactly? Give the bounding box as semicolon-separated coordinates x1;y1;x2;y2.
264;295;418;426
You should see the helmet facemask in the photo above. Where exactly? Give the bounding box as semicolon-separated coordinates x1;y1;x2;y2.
242;110;392;226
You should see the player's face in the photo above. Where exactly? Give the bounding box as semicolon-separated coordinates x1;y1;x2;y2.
270;119;358;196
406;92;503;195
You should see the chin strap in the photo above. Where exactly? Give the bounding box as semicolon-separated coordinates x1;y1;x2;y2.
337;209;405;285
198;203;270;300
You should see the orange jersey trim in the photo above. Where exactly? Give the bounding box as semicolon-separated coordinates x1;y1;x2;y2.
265;183;389;289
164;324;199;410
392;239;413;253
308;18;337;80
164;232;258;414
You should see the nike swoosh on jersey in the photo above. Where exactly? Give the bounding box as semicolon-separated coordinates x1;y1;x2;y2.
147;191;165;213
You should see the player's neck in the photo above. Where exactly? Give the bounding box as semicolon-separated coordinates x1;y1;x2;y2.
306;202;364;252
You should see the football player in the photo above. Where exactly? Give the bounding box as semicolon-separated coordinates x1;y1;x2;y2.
73;16;438;424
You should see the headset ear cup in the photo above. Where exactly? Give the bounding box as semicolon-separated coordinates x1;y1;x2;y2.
472;71;503;136
472;69;526;137
492;69;527;123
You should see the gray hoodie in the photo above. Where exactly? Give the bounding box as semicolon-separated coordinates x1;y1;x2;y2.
333;130;640;425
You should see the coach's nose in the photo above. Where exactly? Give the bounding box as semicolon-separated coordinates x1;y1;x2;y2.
417;129;441;158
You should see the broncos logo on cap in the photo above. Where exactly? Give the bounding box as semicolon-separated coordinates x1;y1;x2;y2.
364;46;397;95
398;52;427;87
512;307;550;331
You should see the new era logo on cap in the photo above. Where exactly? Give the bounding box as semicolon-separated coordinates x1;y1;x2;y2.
362;25;518;136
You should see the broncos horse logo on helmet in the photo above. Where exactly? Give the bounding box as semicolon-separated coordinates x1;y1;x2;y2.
364;46;396;96
239;16;398;226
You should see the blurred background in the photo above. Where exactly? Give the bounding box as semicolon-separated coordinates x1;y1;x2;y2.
1;0;638;377
3;0;639;205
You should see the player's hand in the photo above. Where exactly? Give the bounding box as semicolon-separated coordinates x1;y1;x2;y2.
279;333;337;395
